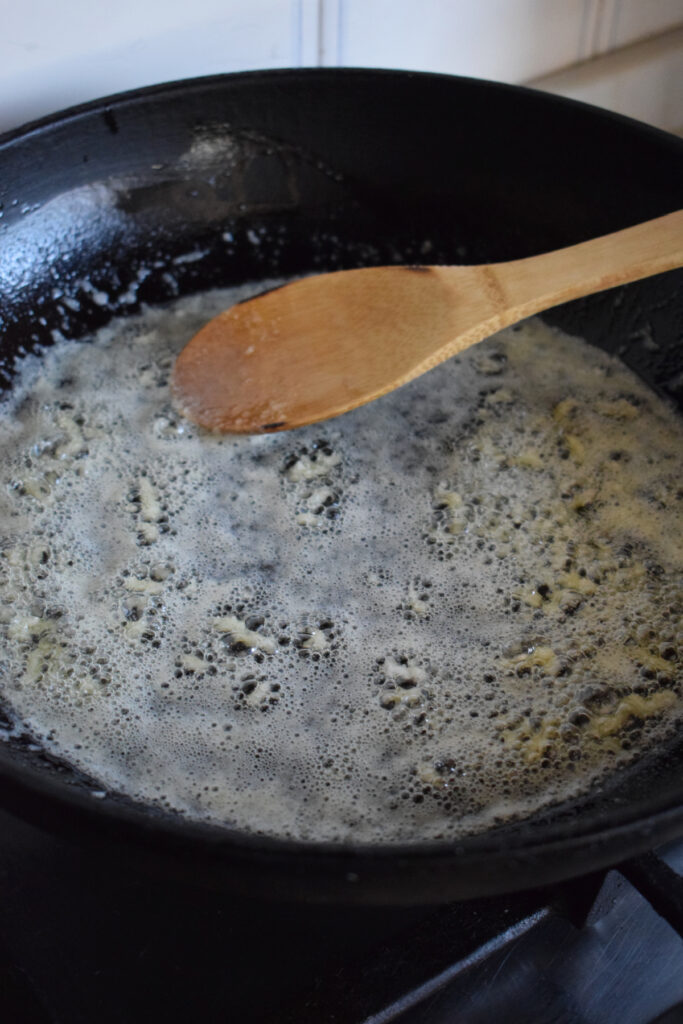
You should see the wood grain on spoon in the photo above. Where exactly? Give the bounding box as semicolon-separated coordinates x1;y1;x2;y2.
172;210;683;433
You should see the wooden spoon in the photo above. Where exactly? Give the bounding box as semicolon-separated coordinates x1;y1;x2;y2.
172;209;683;433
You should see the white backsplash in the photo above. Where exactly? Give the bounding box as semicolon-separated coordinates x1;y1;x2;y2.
0;0;681;134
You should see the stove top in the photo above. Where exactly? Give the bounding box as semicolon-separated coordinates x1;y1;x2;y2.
1;807;682;1024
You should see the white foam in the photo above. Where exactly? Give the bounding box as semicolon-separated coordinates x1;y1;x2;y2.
0;286;681;842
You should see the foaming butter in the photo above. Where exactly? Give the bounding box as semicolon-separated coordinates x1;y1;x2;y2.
0;284;681;843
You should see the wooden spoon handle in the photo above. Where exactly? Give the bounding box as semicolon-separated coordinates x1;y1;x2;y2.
454;209;683;332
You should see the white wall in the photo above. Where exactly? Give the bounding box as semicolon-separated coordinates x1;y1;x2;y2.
1;0;681;136
0;0;304;133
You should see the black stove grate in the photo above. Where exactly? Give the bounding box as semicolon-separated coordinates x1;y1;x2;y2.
1;807;682;1024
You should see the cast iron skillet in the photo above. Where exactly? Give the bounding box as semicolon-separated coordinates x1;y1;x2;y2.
0;69;682;905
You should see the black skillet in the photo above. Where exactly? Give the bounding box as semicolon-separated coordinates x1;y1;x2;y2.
0;69;682;904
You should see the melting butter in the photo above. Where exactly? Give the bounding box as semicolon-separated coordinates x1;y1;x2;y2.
0;286;680;843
